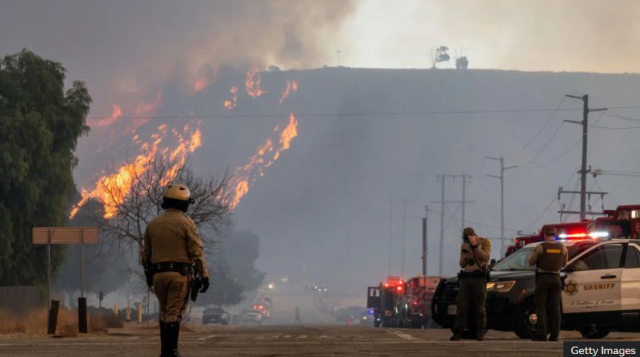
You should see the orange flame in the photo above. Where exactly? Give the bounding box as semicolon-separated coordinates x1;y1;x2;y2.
129;92;163;131
229;113;298;209
92;104;122;127
193;78;208;94
245;69;266;98
279;80;298;105
70;120;203;219
223;86;238;110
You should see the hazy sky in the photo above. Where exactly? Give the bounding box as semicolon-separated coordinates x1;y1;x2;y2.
336;0;640;73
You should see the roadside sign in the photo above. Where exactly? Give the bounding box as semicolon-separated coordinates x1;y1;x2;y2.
32;227;99;334
32;227;98;244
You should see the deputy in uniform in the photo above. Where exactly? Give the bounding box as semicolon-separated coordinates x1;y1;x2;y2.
451;227;492;341
528;227;568;342
142;183;210;357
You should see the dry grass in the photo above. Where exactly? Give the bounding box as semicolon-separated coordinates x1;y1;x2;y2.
0;308;121;336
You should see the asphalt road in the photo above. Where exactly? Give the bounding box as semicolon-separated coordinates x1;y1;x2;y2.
2;283;640;356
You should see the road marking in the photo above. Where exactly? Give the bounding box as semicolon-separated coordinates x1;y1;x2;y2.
386;330;418;340
198;334;222;340
297;335;307;339
127;336;140;340
283;335;292;338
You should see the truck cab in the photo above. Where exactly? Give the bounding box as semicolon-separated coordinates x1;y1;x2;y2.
366;276;406;328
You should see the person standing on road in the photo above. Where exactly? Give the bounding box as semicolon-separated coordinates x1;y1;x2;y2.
451;227;492;341
294;306;301;324
142;183;211;357
528;227;568;342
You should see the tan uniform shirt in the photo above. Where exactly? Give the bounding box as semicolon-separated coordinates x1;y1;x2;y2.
459;237;492;272
142;208;209;277
528;242;568;273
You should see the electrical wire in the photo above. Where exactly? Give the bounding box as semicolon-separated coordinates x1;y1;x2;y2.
521;171;577;230
505;121;566;176
3;105;640;121
526;111;606;169
505;97;567;158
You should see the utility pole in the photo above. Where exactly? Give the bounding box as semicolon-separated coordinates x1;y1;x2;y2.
402;199;406;278
564;94;607;220
422;206;428;276
434;175;474;276
388;200;392;277
461;174;472;228
487;157;517;257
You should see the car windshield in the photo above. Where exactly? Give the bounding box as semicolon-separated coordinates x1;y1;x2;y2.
205;308;223;314
492;242;597;271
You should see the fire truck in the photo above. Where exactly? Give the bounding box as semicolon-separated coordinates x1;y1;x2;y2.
366;276;405;327
505;204;640;257
366;275;443;328
398;275;442;328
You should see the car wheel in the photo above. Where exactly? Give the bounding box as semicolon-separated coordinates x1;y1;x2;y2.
580;326;610;339
514;300;537;340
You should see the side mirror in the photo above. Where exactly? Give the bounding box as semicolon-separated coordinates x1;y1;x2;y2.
489;259;497;269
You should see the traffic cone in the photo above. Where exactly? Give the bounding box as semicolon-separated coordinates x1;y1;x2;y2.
346;317;351;326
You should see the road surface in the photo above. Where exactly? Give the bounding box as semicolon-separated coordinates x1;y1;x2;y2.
2;283;639;356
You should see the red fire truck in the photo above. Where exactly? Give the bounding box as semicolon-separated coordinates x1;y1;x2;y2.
367;275;444;328
505;204;640;257
399;275;442;328
367;276;406;327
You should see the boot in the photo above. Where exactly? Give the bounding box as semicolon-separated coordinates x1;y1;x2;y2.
158;321;172;357
166;322;182;357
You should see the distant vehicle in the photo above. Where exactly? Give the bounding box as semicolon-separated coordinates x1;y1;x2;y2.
253;303;270;319
359;309;375;326
335;306;365;322
242;309;265;324
202;307;229;325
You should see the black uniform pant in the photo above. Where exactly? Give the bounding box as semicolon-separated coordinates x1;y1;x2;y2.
534;273;562;339
453;276;487;335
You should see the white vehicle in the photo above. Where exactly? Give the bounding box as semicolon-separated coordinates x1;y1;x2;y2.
433;236;640;339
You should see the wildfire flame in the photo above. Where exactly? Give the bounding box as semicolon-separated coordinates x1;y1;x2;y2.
93;104;122;127
279;80;298;105
193;78;208;94
69;120;203;219
229;113;298;209
129;92;163;131
245;69;266;98
223;86;238;110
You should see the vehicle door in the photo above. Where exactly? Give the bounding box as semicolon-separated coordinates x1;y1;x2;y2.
621;242;640;324
562;242;624;320
366;287;380;309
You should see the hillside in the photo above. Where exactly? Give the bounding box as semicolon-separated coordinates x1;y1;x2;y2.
74;67;640;284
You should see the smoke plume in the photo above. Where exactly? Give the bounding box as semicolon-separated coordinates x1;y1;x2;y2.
0;0;359;112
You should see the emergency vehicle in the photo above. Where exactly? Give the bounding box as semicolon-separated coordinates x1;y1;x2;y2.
366;276;406;327
398;275;442;328
505;204;640;257
367;275;443;328
432;233;640;339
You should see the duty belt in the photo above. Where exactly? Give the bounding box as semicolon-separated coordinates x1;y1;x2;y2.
458;271;486;279
151;262;192;275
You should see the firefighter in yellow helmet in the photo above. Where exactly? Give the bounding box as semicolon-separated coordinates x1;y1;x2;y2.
142;183;210;357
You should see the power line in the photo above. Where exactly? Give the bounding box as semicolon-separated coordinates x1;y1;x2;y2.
505;97;567;158
3;105;640;121
505;121;566;176
521;171;577;230
517;111;606;170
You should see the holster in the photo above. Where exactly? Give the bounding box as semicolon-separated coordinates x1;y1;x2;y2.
560;275;567;290
191;278;202;302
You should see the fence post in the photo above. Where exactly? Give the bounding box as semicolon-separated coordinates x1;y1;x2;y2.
47;300;60;335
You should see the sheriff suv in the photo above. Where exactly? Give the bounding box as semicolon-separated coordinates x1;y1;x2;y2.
431;237;640;339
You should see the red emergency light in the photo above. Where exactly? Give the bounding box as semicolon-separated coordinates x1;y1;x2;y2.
396;286;403;292
557;231;609;240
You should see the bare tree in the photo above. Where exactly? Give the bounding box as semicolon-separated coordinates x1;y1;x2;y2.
87;154;233;293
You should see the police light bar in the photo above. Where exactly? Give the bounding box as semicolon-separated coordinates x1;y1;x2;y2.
557;231;609;240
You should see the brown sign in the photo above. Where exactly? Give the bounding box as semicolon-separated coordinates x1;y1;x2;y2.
32;227;99;245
